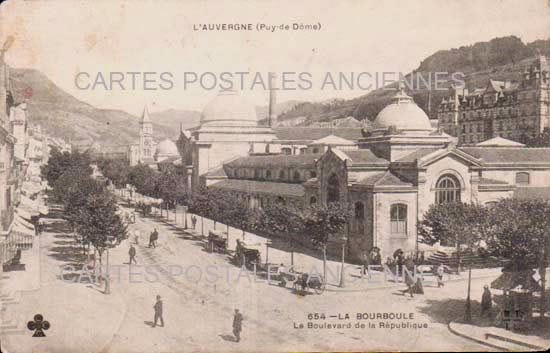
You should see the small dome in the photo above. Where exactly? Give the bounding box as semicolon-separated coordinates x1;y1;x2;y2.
374;90;432;131
201;90;258;127
155;138;178;157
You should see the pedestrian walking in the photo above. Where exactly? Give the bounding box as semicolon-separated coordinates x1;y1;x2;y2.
481;285;492;317
134;230;139;245
400;272;415;298
129;245;137;264
232;309;243;342
191;215;197;230
152;228;158;247
152;295;164;327
436;263;445;287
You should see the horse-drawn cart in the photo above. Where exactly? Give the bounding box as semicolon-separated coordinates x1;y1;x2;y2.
206;230;228;253
234;239;261;269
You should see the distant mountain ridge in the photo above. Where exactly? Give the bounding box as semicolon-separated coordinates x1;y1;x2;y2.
278;36;550;124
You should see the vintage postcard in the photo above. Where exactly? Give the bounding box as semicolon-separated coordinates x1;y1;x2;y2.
1;0;550;351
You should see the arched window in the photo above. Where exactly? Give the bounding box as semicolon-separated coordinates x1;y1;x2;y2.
309;196;317;205
515;172;530;185
390;203;407;234
435;174;461;204
355;202;365;234
327;174;340;204
279;170;286;180
293;170;301;181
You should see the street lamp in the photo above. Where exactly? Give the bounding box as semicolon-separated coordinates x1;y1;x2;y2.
465;266;472;323
104;238;114;295
266;240;272;266
339;236;348;288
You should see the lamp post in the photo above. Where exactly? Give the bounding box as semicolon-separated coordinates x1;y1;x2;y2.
465;266;472;323
104;239;113;295
184;206;189;229
266;240;272;266
339;236;348;288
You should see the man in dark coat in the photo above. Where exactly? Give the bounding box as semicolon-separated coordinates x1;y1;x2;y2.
232;309;243;342
129;245;137;264
481;285;492;317
153;295;164;327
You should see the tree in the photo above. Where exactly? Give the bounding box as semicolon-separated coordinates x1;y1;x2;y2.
485;199;550;315
96;157;130;188
154;169;187;217
41;148;92;186
418;202;489;272
127;164;158;197
303;203;350;280
78;191;127;281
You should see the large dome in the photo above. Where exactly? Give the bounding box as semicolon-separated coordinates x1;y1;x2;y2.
155;138;178;157
374;90;432;131
200;90;258;127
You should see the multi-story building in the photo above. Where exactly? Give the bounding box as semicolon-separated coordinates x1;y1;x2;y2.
438;55;550;145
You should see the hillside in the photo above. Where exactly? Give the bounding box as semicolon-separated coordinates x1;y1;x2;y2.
9;68;181;145
279;36;550;123
9;67;300;143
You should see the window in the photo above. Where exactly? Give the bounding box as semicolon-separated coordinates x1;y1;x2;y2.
355;202;365;234
327;173;340;204
266;170;272;179
293;171;301;181
312;148;320;154
309;196;317;205
390;204;407;234
516;172;530;185
254;169;260;179
265;144;270;153
435;174;461;204
310;171;317;179
282;147;292;155
279;170;286;179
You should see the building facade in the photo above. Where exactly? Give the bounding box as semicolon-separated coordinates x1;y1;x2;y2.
438;55;550;145
206;88;550;262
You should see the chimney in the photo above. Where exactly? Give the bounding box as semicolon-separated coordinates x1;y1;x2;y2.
268;72;277;127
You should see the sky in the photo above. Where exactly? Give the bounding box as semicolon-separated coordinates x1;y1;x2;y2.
1;0;549;116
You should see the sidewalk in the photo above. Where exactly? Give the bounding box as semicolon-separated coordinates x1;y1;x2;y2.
143;207;503;292
449;320;550;351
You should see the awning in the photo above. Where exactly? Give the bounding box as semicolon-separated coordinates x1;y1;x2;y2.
491;270;542;292
15;214;35;231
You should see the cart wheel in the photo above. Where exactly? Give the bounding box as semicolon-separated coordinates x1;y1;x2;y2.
314;282;326;295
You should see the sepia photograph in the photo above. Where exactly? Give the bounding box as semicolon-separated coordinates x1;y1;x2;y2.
0;0;549;351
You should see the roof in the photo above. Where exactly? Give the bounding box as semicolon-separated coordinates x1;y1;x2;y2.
225;154;318;169
459;147;550;164
209;179;304;198
514;187;550;200
356;171;413;187
373;89;432;131
141;105;151;123
491;270;541;291
342;149;389;165
395;148;442;163
476;136;525;147
309;134;356;146
202;166;227;178
274;127;364;141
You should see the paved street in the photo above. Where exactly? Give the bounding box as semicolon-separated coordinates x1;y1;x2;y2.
2;206;496;352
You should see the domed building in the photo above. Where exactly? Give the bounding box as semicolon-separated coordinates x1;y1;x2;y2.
177;89;277;191
202;87;550;262
154;138;179;162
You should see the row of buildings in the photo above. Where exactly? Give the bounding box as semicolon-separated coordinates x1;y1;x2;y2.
172;77;550;262
0;53;55;269
437;54;550;145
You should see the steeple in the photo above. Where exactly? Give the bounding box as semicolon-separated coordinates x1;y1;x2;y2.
141;105;151;123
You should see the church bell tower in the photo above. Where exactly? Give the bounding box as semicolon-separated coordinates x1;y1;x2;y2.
139;105;153;163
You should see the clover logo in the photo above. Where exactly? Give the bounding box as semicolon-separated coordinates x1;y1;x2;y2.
27;314;50;337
